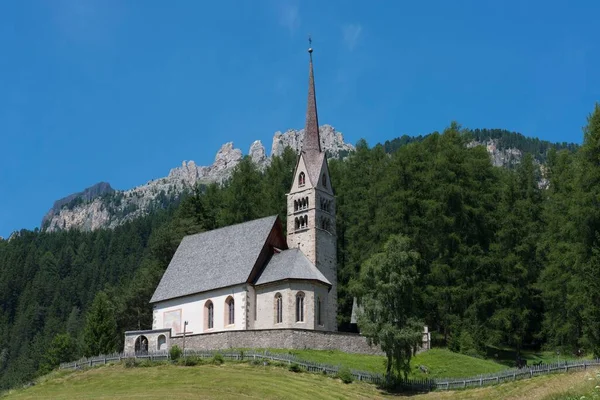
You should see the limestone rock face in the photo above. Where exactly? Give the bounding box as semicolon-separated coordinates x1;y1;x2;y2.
249;140;268;168
467;139;523;168
42;126;354;233
271;125;354;159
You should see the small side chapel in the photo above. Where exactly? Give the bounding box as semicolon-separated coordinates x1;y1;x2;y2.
124;45;340;353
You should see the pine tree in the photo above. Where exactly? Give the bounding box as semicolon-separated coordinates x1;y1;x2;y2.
83;291;118;357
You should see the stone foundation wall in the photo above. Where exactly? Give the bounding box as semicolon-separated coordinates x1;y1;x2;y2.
169;328;383;355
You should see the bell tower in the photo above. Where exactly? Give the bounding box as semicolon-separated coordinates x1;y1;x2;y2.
286;42;337;331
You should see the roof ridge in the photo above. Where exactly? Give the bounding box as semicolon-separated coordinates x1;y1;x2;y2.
184;215;278;239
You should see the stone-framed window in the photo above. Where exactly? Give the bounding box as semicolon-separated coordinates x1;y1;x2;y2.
317;297;323;326
225;296;235;326
298;172;306;186
157;334;167;351
295;215;308;231
294;198;309;212
205;300;214;330
275;293;283;324
296;292;305;322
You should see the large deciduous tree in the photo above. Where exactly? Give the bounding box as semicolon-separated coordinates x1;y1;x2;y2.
355;234;423;380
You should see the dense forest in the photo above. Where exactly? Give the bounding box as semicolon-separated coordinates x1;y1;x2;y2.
383;128;578;163
0;106;598;389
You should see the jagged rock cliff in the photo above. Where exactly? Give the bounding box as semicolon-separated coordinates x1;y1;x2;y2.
467;139;523;168
42;125;354;233
41;182;114;229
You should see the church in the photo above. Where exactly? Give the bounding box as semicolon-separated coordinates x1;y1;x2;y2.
123;45;355;355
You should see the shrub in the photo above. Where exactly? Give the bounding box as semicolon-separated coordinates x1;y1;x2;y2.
178;356;202;367
337;367;354;384
169;345;182;362
210;353;224;365
288;363;304;373
124;358;138;368
138;359;160;368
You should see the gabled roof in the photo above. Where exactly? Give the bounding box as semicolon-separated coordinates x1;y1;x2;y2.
302;151;326;188
150;215;279;303
255;248;331;287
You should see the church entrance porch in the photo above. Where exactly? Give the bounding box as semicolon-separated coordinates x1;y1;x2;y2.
124;328;171;355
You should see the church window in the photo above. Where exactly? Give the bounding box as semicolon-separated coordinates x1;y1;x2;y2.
225;296;235;325
294;200;298;211
304;215;308;227
317;297;323;326
322;174;327;188
275;293;283;324
295;217;300;230
157;334;167;351
296;292;305;322
205;300;214;330
299;172;306;186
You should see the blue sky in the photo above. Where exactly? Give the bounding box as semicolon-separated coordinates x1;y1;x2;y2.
1;0;599;237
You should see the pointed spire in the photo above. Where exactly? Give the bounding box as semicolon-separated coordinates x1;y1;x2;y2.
304;37;321;153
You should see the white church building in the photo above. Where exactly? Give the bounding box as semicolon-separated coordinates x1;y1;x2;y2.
123;45;362;355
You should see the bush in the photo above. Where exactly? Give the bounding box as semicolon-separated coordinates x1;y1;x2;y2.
288;363;304;373
210;353;224;365
138;359;161;368
250;358;270;366
178;356;202;367
124;358;138;368
337;367;354;384
169;345;182;362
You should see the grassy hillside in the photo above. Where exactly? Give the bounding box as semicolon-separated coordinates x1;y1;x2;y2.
4;363;599;400
2;363;387;400
268;348;508;378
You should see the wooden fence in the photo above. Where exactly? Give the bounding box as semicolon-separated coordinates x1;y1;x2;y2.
59;350;600;392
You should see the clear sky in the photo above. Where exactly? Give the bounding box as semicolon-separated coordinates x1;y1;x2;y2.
1;0;599;237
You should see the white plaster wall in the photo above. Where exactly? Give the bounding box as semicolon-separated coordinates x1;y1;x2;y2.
152;284;248;336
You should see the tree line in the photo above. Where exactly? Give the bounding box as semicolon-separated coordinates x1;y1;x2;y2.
0;104;598;388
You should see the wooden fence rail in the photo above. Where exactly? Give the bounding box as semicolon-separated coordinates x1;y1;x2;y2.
59;351;600;392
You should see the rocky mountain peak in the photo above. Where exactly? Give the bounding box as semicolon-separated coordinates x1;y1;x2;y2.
41;126;354;233
271;125;354;158
249;140;268;167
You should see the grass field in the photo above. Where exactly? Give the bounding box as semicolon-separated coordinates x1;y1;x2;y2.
3;362;599;400
268;348;508;378
484;345;588;368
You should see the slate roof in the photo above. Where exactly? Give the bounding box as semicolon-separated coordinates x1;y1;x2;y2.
255;248;331;287
150;215;278;303
303;151;326;187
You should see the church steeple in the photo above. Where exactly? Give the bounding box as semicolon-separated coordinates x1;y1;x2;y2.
304;39;321;154
286;40;337;331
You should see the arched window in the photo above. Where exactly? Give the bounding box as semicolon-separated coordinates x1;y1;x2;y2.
305;197;309;209
296;292;305;322
298;172;306;186
205;300;214;330
157;334;167;351
275;293;283;324
302;198;306;209
317;297;323;326
225;296;235;325
304;215;308;227
135;335;148;354
295;217;300;230
322;174;327;188
294;200;298;211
